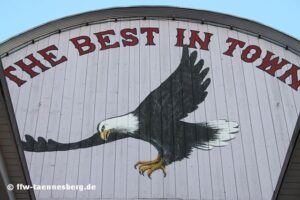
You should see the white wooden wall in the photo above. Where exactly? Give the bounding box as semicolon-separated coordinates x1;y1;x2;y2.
2;20;300;200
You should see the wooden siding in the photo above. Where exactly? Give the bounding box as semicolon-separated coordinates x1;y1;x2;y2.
273;116;300;200
1;20;300;200
0;79;33;199
277;136;300;200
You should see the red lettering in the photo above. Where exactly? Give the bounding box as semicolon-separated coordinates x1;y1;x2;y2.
278;64;300;91
94;30;120;50
120;28;138;47
223;38;245;56
189;31;213;50
241;45;262;63
257;51;290;76
3;66;26;87
175;28;186;47
15;54;49;78
70;36;96;56
38;45;67;67
140;27;159;45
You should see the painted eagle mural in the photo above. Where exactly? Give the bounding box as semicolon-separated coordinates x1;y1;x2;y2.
22;45;239;178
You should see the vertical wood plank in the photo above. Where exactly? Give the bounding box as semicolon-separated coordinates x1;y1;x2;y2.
247;35;282;192
210;26;239;200
10;44;35;168
34;33;60;198
149;20;165;199
114;21;130;199
63;25;91;199
257;38;290;166
191;23;215;200
294;54;300;114
249;37;281;193
270;44;298;139
51;28;80;199
203;24;226;200
184;22;201;200
126;20;140;200
215;26;244;200
101;21;120;199
170;20;189;200
241;33;273;200
220;28;250;200
287;51;300;114
26;37;50;199
159;20;177;199
76;23;100;199
229;30;262;200
138;19;152;198
89;22;110;199
39;30;70;198
187;23;214;200
2;47;27;111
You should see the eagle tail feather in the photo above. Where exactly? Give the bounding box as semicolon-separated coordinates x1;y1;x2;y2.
196;120;239;150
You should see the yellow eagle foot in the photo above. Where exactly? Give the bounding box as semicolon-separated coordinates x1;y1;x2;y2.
134;155;166;178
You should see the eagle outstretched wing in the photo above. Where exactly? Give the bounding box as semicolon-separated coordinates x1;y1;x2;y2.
21;132;128;152
133;45;211;121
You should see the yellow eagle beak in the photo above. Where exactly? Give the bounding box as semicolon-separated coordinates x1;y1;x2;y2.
100;129;111;141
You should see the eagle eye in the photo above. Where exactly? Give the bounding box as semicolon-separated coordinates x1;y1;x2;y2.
101;125;105;132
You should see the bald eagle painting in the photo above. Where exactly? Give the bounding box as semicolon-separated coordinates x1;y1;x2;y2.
22;45;239;178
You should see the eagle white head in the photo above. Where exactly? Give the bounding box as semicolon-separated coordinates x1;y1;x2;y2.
97;113;139;140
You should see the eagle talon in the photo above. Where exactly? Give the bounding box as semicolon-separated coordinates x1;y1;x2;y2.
134;155;166;178
139;165;151;175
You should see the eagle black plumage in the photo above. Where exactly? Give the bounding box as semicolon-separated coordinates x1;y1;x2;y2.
22;45;238;178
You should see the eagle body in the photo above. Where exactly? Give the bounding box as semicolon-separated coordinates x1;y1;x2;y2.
22;45;239;177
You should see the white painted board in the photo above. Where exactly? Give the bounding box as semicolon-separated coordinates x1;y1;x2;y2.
2;19;300;200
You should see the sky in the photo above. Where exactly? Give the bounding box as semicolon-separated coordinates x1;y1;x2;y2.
1;0;300;43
